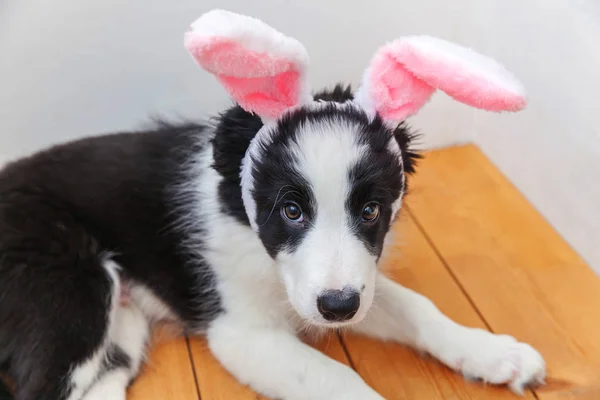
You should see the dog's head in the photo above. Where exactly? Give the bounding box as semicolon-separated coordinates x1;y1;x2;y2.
185;10;526;327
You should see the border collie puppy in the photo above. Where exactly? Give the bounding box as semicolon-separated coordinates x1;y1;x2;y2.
0;10;545;400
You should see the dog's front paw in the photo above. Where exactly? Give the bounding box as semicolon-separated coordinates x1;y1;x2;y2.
452;329;546;394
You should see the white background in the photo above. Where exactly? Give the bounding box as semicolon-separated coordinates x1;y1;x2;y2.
1;0;599;272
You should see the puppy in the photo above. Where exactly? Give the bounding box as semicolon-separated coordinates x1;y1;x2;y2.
0;9;545;400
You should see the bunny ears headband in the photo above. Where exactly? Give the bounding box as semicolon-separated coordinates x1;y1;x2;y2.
183;9;526;125
183;9;526;230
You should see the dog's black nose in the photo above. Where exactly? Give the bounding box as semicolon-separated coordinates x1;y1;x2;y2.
317;288;360;322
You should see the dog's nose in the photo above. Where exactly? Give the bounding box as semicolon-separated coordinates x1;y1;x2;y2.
317;288;360;322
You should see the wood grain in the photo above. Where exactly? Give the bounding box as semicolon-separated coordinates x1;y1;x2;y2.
128;331;199;400
340;215;534;400
406;145;600;399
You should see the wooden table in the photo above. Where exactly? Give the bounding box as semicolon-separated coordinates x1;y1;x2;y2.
10;144;598;399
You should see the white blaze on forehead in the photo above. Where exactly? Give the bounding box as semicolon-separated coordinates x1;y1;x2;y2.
291;120;368;220
280;119;378;302
290;120;370;288
274;117;398;321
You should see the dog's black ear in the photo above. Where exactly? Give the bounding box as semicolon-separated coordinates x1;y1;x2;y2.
392;123;421;176
211;105;264;226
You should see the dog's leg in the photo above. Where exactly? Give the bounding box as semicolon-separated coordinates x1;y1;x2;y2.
83;295;150;400
352;273;546;393
207;315;384;400
9;258;121;400
81;370;129;400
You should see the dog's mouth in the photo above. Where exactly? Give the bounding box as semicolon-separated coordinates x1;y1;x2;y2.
296;307;368;330
315;319;361;329
294;317;360;336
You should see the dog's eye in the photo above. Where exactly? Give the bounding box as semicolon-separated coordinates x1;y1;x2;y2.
281;202;303;222
361;203;380;222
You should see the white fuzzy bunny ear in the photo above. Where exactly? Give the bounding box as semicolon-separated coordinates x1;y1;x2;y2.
355;36;527;124
184;9;312;122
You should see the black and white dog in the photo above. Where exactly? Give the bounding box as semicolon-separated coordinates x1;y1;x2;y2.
0;9;545;400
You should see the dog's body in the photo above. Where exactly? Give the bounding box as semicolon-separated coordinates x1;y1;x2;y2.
0;9;546;400
0;89;543;400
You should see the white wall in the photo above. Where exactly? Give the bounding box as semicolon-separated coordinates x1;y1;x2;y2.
1;0;599;271
0;0;485;160
471;0;600;272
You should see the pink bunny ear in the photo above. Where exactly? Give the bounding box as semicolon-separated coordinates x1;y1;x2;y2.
184;10;312;121
354;36;527;123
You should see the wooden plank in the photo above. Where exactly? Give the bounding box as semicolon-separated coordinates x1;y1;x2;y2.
128;330;199;400
188;332;351;399
341;215;534;399
406;145;600;399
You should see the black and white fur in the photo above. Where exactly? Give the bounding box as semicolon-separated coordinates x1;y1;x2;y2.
0;86;544;400
0;9;546;399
